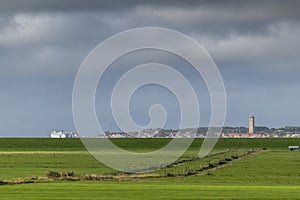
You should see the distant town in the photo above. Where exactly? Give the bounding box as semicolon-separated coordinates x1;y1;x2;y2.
51;116;300;139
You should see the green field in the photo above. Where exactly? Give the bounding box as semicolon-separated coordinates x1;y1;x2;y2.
0;138;300;199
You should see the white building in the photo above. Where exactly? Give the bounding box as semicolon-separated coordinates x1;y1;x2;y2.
50;131;66;138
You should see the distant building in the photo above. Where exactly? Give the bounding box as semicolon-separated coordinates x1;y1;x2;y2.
50;131;78;138
50;131;66;138
249;115;255;134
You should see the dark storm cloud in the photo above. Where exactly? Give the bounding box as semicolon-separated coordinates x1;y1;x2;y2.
1;0;300;47
0;0;300;136
0;0;299;16
1;0;300;36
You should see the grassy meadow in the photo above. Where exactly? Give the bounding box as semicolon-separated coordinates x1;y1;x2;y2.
0;138;300;199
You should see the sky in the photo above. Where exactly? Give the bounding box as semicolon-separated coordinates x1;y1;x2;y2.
0;0;300;137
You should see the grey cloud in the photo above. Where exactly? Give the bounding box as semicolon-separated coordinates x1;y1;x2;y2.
131;1;300;38
1;1;300;36
206;22;300;68
0;13;117;50
0;0;299;16
0;1;300;136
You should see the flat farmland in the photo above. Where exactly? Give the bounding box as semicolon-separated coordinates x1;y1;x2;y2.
0;138;300;199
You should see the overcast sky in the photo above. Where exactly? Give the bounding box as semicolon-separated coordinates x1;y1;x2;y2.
1;0;300;137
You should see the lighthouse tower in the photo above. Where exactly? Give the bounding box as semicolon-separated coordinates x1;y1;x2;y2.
249;115;255;134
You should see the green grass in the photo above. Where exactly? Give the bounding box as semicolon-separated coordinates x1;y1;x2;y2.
1;182;300;199
0;151;115;179
211;150;300;184
0;138;300;199
0;138;85;151
0;138;297;151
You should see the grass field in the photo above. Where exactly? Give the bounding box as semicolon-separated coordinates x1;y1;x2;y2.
0;138;300;199
2;182;300;200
